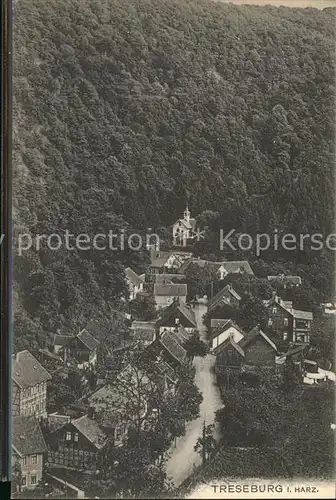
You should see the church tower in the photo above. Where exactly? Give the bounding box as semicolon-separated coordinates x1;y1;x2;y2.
184;204;190;224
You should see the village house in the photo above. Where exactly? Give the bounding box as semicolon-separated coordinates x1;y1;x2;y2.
172;205;197;246
267;274;302;289
215;325;277;374
60;329;100;369
47;413;108;470
124;267;145;300
154;283;188;309
12;415;48;491
12;350;51;419
210;319;245;354
147;249;192;279
48;333;73;355
208;284;241;312
264;293;313;343
178;258;254;277
156;298;197;334
150;329;189;371
130;320;158;346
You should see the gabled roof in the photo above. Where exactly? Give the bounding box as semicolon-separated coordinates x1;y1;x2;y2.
125;267;143;286
211;319;245;340
154;283;187;297
13;416;47;456
159;330;187;365
215;335;245;358
157;299;197;328
264;295;313;321
76;329;100;351
208;284;241;311
239;326;277;352
153;358;179;384
71;415;107;450
50;333;73;347
13;350;51;388
174;217;197;231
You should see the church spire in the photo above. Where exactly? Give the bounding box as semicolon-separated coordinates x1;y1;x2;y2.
184;202;190;223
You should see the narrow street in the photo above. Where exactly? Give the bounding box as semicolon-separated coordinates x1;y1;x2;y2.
165;301;223;487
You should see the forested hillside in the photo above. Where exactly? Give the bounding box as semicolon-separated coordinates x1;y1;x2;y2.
13;0;335;347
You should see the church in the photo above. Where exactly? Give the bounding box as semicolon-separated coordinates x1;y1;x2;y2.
172;205;197;246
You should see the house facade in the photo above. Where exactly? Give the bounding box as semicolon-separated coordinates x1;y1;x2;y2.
156;299;197;334
125;267;144;300
264;294;313;343
12;351;51;419
210;319;245;354
208;284;241;312
12;416;47;491
47;415;107;470
154;283;187;309
61;329;100;369
172;206;197;246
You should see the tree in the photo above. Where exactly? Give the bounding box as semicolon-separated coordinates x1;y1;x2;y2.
282;357;302;393
194;423;217;464
129;295;157;321
183;335;208;359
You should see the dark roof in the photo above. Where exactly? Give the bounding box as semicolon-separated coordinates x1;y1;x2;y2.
71;415;107;450
278;344;308;360
211;318;231;329
157;299;197;328
13;350;51;388
239;326;277;351
38;348;62;361
50;333;73;347
159;330;187;365
13;416;47;456
178;259;254;275
76;329;100;351
154;283;187;297
150;250;172;268
264;295;313;320
208;284;241;311
125;267;143;286
215;335;245;357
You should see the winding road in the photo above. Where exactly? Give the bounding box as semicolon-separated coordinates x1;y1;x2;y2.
165;301;223;487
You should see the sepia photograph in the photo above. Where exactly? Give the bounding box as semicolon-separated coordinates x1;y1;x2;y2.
11;0;335;498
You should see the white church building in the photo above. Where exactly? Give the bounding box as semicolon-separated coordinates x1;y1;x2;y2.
172;205;197;246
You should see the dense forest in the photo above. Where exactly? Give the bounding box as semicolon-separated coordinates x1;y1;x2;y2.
13;0;335;348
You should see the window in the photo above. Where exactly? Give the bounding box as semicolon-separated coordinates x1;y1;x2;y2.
284;318;288;326
31;455;37;465
268;318;273;327
272;307;277;314
74;433;79;442
21;476;26;486
30;475;37;485
22;457;27;466
66;432;71;441
283;332;288;341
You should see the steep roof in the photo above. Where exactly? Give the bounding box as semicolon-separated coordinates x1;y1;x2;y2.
13;416;47;456
265;295;313;321
239;326;277;351
211;319;245;340
277;344;309;361
153;358;179;384
208;284;241;311
159;330;187;365
154;283;187;297
156;299;197;328
215;335;245;357
13;350;51;388
71;415;107;450
77;329;100;351
125;267;143;286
